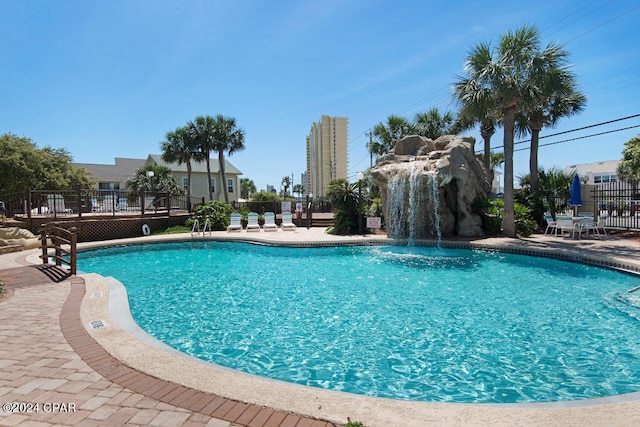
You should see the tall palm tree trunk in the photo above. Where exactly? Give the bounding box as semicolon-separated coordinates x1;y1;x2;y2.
218;151;228;203
529;128;541;195
502;105;516;237
205;153;213;201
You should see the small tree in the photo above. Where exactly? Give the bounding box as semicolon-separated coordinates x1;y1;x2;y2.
125;165;185;197
327;178;363;235
188;201;233;231
617;134;640;183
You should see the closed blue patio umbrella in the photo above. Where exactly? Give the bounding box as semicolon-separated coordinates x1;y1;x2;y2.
569;173;582;214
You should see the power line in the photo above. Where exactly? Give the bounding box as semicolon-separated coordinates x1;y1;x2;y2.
486;114;640;152
513;124;640;153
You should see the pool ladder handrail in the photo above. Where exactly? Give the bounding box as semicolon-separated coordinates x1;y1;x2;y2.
191;218;212;239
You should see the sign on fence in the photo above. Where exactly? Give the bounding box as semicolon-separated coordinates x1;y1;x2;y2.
281;201;291;212
366;217;381;229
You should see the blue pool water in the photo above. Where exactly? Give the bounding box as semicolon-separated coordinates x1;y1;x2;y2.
77;242;640;403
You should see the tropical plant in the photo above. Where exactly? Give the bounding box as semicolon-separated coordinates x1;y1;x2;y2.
293;184;305;198
326;178;364;235
515;44;586;197
161;126;201;200
125;165;185;196
617;134;640;183
518;167;573;220
414;107;455;140
370;115;415;156
281;176;291;200
187;200;233;231
454;24;555;237
188;115;217;201
211;115;246;203
480;197;536;237
453;96;502;173
240;178;256;199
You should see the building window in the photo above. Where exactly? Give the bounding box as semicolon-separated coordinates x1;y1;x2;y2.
98;182;119;190
210;178;216;193
227;179;234;193
594;176;602;184
182;177;188;190
610;174;617;183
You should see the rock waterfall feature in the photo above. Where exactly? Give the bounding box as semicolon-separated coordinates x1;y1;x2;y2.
369;135;491;240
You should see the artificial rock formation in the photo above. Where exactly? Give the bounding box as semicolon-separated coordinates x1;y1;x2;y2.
370;135;490;239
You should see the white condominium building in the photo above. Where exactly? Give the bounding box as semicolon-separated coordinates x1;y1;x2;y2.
306;115;348;198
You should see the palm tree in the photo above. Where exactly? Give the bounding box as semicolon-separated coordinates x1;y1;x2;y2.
125;165;184;196
517;57;586;196
188;116;217;201
370;115;415;156
240;178;256;199
281;176;291;200
212;114;245;203
453;87;502;174
161;126;201;203
293;184;305;198
414;107;455;140
454;25;546;237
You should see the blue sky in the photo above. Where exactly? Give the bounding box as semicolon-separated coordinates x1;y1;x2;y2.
2;0;639;192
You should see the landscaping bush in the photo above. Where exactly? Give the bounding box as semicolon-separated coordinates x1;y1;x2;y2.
480;198;537;237
187;201;233;231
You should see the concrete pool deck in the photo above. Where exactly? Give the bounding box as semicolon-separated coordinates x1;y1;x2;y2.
1;227;640;426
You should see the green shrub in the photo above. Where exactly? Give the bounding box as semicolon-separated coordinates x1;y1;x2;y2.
479;198;536;237
187;201;234;231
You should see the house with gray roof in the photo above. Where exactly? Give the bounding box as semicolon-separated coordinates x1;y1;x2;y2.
146;154;243;203
75;158;146;192
75;155;243;203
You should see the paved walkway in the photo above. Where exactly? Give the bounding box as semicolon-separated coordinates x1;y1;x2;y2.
1;229;640;426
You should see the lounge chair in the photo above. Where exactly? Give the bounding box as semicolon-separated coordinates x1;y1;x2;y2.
102;194;117;212
246;212;261;232
118;198;128;212
90;197;102;213
263;212;278;231
46;194;72;216
543;212;556;235
144;196;156;211
281;212;297;231
226;213;242;232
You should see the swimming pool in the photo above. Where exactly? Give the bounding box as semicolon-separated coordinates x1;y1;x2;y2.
77;241;640;403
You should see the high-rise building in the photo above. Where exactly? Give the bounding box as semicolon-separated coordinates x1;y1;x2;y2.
306;115;348;198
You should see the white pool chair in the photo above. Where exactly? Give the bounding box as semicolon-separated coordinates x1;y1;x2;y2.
263;212;278;231
226;213;242;232
281;212;297;231
246;212;261;232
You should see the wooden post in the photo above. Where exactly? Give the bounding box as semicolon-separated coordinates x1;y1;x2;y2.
70;227;77;275
41;228;48;265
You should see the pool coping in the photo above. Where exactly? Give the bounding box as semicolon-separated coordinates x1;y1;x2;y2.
65;231;640;426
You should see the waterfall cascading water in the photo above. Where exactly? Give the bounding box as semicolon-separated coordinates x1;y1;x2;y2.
427;171;442;245
407;164;425;246
386;175;406;240
370;135;489;239
384;164;442;244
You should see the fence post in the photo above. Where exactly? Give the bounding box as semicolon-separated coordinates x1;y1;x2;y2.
77;185;83;218
41;228;48;265
70;227;77;275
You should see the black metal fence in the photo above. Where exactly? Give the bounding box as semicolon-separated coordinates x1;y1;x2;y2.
1;188;204;219
593;181;640;230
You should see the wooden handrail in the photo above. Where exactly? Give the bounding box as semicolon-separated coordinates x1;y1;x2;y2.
41;226;77;275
